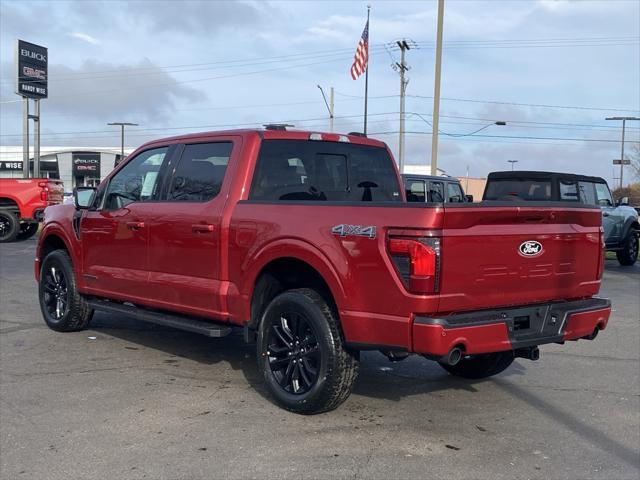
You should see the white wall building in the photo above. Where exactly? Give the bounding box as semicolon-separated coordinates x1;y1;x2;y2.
0;146;134;191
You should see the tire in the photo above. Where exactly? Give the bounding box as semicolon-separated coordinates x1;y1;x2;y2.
0;209;19;243
616;231;638;266
17;222;39;241
257;288;359;414
38;250;93;332
439;351;515;379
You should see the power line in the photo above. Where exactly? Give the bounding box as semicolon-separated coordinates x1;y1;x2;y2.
0;45;390;86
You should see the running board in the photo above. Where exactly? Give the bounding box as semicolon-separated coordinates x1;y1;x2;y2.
87;299;232;337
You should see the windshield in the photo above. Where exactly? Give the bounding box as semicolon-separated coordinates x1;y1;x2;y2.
250;140;401;202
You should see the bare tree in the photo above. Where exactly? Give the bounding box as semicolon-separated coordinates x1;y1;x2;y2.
630;143;640;181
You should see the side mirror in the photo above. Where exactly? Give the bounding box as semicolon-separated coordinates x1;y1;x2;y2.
465;194;474;203
618;196;629;206
74;187;96;209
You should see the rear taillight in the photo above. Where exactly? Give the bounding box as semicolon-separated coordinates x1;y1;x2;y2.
388;236;440;293
597;227;605;280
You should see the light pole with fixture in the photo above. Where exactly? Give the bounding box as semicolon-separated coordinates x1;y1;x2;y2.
508;160;518;171
317;85;334;132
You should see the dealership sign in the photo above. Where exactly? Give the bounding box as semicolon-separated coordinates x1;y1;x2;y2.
15;39;48;99
0;161;23;171
73;153;101;177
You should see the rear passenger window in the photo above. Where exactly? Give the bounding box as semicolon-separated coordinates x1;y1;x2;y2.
250;140;401;202
559;181;579;201
406;180;426;202
594;182;613;207
168;142;232;202
447;183;463;203
428;182;444;203
578;181;597;205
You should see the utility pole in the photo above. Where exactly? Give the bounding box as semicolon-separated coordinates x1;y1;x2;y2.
329;87;334;133
508;159;518;171
430;0;445;176
606;116;640;190
396;39;410;173
107;122;138;162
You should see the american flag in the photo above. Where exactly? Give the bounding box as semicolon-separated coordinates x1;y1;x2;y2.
350;20;369;80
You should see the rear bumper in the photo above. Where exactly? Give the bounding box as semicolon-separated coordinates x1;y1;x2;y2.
412;298;611;356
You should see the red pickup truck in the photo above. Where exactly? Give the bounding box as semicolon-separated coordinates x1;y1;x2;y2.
0;178;64;242
35;128;611;414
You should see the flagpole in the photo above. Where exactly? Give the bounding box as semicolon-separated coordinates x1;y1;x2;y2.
363;5;370;135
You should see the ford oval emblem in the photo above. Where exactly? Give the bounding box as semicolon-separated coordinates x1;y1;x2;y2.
519;240;543;257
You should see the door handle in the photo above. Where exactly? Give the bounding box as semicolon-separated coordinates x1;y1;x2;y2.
126;221;145;230
602;212;610;217
192;224;215;233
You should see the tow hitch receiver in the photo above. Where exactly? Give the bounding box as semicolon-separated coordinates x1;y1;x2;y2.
515;346;540;361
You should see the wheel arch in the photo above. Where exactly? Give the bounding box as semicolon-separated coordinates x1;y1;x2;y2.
0;196;21;216
36;229;77;281
243;240;347;331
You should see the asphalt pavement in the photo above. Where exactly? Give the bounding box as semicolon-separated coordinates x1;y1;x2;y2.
1;236;638;480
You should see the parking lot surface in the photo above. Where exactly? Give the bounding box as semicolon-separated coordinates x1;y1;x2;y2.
1;237;639;480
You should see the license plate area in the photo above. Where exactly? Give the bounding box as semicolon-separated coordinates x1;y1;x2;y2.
513;315;530;331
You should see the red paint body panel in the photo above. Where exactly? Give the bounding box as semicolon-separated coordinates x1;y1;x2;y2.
0;178;64;219
413;322;512;356
563;308;610;340
35;128;610;356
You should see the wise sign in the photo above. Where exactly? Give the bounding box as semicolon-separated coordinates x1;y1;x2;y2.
15;39;48;99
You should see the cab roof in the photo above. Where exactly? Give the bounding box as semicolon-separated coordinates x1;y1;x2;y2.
141;128;388;150
488;170;607;184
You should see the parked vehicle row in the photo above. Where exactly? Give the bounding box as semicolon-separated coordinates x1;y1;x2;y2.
35;128;611;414
0;178;64;242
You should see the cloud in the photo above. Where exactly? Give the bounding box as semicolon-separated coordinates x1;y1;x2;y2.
0;59;203;142
69;32;100;45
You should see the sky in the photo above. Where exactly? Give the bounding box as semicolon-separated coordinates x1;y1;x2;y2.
1;0;639;184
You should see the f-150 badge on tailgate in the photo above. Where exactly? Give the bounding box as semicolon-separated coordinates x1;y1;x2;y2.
332;224;377;239
519;240;543;257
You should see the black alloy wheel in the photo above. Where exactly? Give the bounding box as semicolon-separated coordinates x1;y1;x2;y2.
257;289;359;414
17;222;39;240
616;231;638;266
0;210;19;243
266;312;320;395
42;262;69;321
38;250;93;332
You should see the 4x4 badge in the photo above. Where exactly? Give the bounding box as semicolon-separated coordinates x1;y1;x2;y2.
519;240;543;257
332;224;377;239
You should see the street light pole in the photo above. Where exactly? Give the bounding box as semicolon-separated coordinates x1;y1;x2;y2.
606;116;640;190
108;122;138;162
508;160;518;171
317;85;334;132
430;0;445;176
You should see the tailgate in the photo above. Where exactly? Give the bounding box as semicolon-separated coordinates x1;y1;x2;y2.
437;204;603;313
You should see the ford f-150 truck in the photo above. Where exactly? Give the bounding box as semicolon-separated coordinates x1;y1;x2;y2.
0;178;64;242
35;128;611;414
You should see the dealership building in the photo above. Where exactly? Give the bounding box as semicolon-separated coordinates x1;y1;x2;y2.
0;146;133;191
